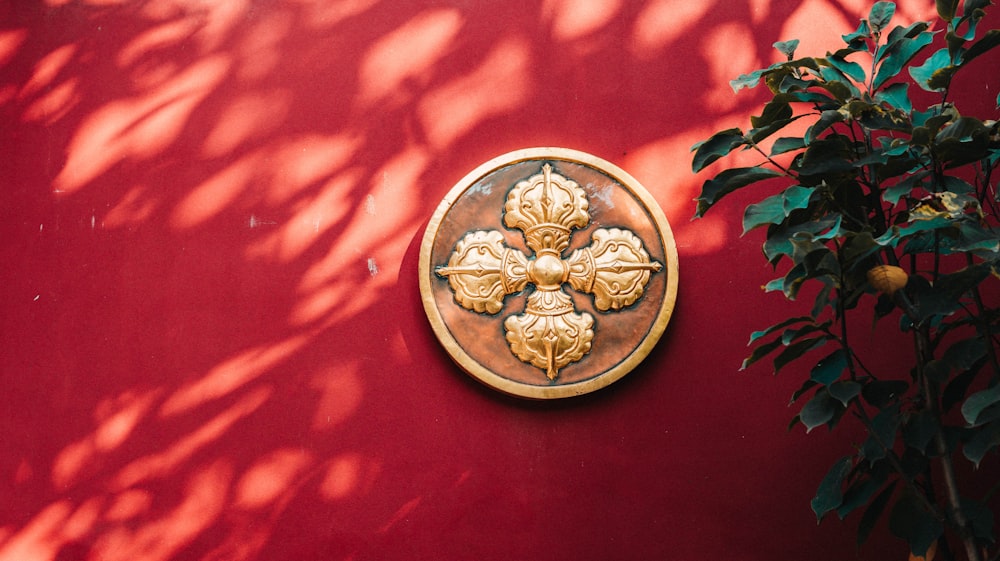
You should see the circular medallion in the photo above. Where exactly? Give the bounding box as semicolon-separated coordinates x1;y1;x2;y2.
419;148;678;399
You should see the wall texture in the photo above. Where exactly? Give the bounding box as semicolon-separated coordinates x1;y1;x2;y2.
1;1;997;560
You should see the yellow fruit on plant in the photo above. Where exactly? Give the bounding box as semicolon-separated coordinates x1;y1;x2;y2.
867;265;908;297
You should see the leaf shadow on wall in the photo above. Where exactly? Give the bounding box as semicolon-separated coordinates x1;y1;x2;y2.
0;1;971;560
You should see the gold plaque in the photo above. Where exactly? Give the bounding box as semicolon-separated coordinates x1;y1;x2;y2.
419;148;678;399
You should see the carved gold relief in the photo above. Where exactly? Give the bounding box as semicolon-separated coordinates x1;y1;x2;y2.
436;164;662;381
436;230;528;315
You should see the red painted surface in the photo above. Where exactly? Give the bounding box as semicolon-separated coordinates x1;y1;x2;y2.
1;1;997;560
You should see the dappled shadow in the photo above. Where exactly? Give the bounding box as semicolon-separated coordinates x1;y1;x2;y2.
1;0;997;560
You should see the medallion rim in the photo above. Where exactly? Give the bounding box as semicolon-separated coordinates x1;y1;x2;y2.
419;147;679;399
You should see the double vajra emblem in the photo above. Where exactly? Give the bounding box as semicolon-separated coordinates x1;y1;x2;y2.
436;164;662;381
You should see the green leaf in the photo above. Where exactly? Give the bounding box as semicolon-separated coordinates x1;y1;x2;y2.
829;380;862;406
774;39;800;59
909;48;953;91
771;136;806;156
847;101;911;132
810;283;835;318
840;231;880;272
935;263;991;303
858;481;898;546
936;116;989;142
924;359;951;383
811;348;848;385
962;384;1000;426
803;246;841;278
869;1;896;32
875;216;953;247
695;167;783;217
956;4;986;40
853;142;907;167
862;380;909;408
902;410;937;454
797;137;855;174
883;172;927;205
879;21;932;64
747;316;814;345
731;68;769;92
825;53;866;82
781;253;834;300
763;216;843;263
943;367;981;413
873;293;896;322
936;0;959;22
843;20;871;46
791;379;819;404
742;186;813;234
838;465;889;520
939;175;977;195
875;82;912;113
751;97;794;129
862;404;901;464
748;116;803;145
964;0;993;16
801;387;838;432
817;79;855;101
811;455;852;521
947;30;967;62
874;30;936;89
780;320;833;345
763;277;784;292
961;498;995;541
889;492;944;556
941;337;988;373
906;275;963;322
730;59;821;92
818;67;861;97
900;447;932;477
786;89;837;106
935;120;992;168
921;109;959;132
774;336;828;373
805;110;845;144
951;221;1000;254
962;28;1000;65
934;134;992;167
901;222;995;256
692;128;745;172
741;336;785;370
740;317;829;370
964;421;1000;467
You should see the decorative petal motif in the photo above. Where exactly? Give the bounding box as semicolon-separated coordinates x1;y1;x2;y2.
437;163;662;382
504;289;594;380
567;228;662;311
436;230;528;314
503;164;589;253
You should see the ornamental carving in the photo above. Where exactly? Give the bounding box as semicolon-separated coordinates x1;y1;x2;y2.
436;164;662;381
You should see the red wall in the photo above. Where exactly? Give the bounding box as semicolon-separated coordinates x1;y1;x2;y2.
1;1;997;560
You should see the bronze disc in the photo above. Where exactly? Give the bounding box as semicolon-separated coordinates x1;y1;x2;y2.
419;148;678;399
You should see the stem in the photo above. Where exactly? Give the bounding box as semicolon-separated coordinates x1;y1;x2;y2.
983;162;997;212
867;29;881;95
925;380;983;561
832;248;869;381
968;254;1000;379
749;142;796;177
862;127;889;236
909;309;984;561
851;402;946;520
